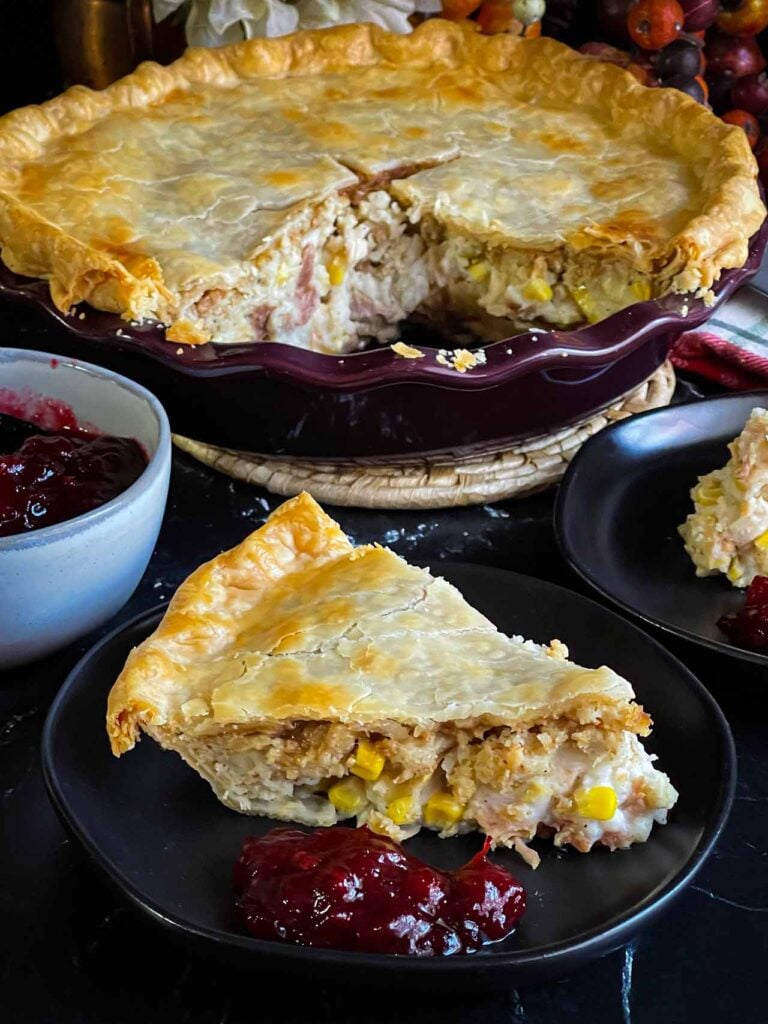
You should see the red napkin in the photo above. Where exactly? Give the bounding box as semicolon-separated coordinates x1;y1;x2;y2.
670;331;768;391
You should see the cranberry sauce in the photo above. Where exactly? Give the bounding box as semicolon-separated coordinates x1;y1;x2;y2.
233;826;526;957
718;575;768;653
0;412;147;537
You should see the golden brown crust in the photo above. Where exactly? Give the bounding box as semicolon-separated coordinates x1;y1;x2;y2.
0;19;763;335
106;492;353;753
106;492;642;759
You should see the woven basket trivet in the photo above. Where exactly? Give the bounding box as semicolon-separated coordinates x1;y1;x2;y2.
173;361;675;510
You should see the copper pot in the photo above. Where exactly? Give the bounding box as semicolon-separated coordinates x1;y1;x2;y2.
53;0;185;89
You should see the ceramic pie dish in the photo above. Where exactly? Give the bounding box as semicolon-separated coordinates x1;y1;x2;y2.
0;19;765;457
2;221;766;459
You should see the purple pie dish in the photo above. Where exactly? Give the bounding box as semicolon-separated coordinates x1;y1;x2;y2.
2;218;767;461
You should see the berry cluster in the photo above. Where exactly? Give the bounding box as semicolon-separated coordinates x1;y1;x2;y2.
576;0;768;173
439;0;768;181
440;0;547;35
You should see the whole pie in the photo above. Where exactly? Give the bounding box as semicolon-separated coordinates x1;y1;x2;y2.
107;493;677;862
0;20;763;353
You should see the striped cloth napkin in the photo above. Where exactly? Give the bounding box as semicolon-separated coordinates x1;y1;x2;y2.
671;286;768;390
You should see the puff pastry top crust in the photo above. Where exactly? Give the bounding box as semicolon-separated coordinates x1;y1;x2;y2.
107;492;643;756
0;20;763;335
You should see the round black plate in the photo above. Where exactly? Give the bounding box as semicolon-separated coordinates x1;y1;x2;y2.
42;564;734;985
555;390;768;667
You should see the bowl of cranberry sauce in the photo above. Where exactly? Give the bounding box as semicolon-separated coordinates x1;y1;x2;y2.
0;348;170;669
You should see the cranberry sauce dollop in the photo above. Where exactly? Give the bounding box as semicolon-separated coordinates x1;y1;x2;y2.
0;413;147;537
718;575;768;653
233;826;526;956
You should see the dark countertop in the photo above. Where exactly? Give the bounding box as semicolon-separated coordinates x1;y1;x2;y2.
1;310;766;1023
0;16;766;1016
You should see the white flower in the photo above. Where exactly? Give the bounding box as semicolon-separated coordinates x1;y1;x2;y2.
294;0;441;35
152;0;442;46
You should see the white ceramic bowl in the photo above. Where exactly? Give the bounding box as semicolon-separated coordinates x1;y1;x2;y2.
0;348;171;668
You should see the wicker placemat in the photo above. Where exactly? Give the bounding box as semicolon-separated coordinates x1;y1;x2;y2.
173;361;675;509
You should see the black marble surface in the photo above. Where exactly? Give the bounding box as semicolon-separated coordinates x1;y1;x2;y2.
1;305;766;1022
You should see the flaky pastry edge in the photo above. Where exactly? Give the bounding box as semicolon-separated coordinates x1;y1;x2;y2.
0;19;763;334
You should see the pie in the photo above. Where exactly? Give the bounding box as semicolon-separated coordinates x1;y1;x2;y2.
679;406;768;588
107;492;677;862
0;21;763;354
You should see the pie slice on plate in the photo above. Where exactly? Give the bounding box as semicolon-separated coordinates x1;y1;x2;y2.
107;493;677;863
679;406;768;588
0;20;763;352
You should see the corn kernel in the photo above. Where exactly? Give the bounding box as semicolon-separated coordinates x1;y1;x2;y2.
754;529;768;550
523;782;550;803
327;255;346;287
467;260;489;282
275;265;289;286
424;792;465;830
349;740;385;781
570;285;600;324
727;558;744;584
387;795;419;825
693;481;722;507
327;776;367;816
523;278;553;303
574;785;617;821
631;280;652;302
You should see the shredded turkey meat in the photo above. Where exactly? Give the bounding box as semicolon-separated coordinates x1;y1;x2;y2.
151;711;677;864
173;186;656;353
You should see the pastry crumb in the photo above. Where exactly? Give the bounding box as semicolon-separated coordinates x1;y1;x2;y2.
391;341;425;360
166;319;211;346
546;639;569;660
435;348;488;373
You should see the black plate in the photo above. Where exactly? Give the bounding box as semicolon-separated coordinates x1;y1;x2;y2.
555;390;768;667
42;564;734;986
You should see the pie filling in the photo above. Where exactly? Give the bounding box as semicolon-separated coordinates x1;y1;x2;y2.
178;186;659;352
149;715;677;864
679;407;768;588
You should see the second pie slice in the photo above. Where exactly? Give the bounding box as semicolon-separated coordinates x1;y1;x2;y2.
107;493;676;863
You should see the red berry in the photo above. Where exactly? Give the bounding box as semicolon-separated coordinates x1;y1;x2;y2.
704;32;766;79
717;0;768;37
627;0;685;49
657;38;705;78
677;0;720;30
664;73;708;100
731;72;768;114
722;108;762;147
